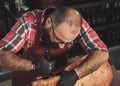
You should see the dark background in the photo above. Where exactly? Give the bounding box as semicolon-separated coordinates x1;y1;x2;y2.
0;0;120;81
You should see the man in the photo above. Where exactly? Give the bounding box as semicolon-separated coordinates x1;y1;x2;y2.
0;7;113;86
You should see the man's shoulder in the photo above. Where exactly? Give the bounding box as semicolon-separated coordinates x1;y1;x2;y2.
21;9;43;24
22;9;42;17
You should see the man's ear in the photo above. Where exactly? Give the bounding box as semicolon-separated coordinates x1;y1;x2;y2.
45;17;52;28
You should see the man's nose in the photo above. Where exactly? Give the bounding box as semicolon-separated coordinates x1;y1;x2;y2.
58;44;65;48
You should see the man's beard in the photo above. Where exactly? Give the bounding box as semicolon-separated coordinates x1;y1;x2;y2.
41;27;59;48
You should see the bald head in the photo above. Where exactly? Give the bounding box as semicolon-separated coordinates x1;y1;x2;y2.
50;7;82;29
49;7;82;43
65;8;81;34
66;8;81;26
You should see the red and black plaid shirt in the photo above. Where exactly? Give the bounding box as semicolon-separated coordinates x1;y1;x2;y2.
0;8;108;53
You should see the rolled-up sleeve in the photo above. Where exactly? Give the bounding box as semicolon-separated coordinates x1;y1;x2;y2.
79;19;108;53
0;17;29;53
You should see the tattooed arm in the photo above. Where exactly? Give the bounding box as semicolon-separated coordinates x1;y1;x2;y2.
74;50;109;78
0;50;32;71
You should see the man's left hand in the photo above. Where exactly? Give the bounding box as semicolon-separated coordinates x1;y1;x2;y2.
57;70;79;86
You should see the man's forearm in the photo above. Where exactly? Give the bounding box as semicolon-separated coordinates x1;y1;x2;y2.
0;50;32;71
75;50;109;78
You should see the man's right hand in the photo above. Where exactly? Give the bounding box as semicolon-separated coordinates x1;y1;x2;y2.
33;56;55;75
33;49;55;75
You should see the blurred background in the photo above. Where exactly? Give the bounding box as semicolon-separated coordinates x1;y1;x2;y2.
0;0;120;85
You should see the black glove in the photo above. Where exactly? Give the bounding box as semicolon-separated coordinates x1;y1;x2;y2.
33;49;55;75
57;70;79;86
